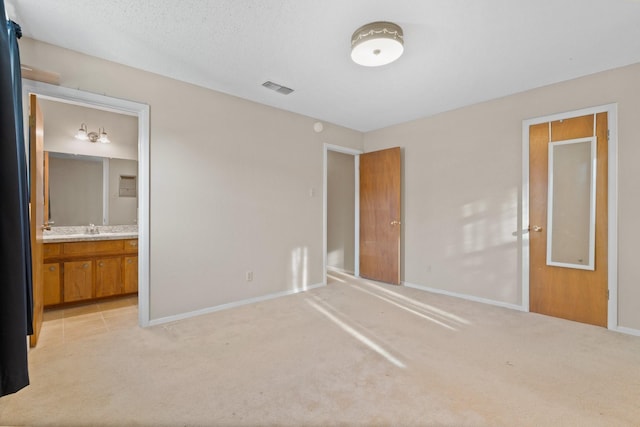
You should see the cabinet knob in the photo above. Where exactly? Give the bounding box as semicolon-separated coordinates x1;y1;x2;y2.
82;263;89;269
99;262;104;267
129;241;137;246
127;259;133;264
49;266;56;272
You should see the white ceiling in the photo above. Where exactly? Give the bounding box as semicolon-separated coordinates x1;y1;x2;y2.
7;0;640;132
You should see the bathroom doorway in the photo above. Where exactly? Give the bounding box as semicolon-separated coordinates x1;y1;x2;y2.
23;80;150;332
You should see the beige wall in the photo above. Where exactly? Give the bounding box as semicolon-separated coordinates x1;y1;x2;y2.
364;62;640;330
327;151;355;273
40;98;138;161
21;37;640;331
19;38;363;320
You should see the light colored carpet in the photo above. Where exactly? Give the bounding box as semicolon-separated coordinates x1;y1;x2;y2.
1;272;639;426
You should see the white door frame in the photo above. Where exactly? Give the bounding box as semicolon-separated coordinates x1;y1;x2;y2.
22;80;151;327
521;103;618;330
323;143;362;285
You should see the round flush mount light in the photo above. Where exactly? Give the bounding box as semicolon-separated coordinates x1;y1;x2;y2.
351;21;404;67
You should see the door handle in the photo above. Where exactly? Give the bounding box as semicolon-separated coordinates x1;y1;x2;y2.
531;225;543;232
390;220;401;226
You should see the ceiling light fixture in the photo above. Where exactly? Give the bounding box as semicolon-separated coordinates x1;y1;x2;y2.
351;21;404;67
75;123;110;143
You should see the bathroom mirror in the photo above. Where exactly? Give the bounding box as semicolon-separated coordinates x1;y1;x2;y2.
546;137;596;270
38;97;139;227
47;152;138;226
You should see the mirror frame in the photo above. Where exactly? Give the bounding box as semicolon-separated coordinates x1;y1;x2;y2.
546;136;597;270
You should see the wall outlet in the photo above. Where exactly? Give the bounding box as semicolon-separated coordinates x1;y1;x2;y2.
246;271;253;282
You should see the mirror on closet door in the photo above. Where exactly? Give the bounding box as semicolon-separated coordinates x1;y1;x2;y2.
546;137;597;270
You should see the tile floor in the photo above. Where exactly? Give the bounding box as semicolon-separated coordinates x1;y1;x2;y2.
38;295;138;348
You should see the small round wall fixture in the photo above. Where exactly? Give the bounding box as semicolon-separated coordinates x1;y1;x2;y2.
313;122;324;133
351;21;404;67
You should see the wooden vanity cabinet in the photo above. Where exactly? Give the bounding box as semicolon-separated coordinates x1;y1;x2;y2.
43;262;62;305
122;239;139;293
95;257;123;298
124;239;138;253
123;255;138;293
43;238;138;307
63;260;93;302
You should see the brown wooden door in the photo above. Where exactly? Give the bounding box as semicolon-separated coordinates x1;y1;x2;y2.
359;147;401;285
529;113;608;327
29;94;45;347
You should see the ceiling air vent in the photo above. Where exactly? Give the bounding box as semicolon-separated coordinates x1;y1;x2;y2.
262;81;294;95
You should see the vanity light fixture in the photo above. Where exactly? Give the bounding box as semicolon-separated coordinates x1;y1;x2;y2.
351;21;404;67
98;128;110;144
75;123;110;143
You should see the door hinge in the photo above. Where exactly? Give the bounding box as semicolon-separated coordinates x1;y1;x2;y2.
607;289;610;300
607;129;610;141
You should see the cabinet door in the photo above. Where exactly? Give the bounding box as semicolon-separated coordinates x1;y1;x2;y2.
64;261;93;302
123;256;138;293
95;257;123;298
43;263;61;306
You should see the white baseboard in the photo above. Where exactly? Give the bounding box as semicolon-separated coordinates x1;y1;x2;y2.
613;326;640;337
403;281;526;312
149;283;324;326
403;282;640;337
327;266;355;275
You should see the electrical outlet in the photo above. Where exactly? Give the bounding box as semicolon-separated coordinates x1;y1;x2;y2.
246;271;253;282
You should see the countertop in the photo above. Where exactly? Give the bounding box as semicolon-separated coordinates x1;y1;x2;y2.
43;225;138;243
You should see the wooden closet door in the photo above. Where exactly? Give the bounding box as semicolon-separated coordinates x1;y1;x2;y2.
360;147;401;285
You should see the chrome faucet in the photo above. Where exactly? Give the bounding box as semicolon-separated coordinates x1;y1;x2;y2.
87;223;99;234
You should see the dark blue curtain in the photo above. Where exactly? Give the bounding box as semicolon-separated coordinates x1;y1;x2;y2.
0;0;32;397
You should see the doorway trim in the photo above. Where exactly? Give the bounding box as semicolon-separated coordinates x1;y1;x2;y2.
22;80;151;327
521;103;618;330
323;144;362;285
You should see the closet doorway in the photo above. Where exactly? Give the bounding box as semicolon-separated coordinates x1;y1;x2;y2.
323;144;361;284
